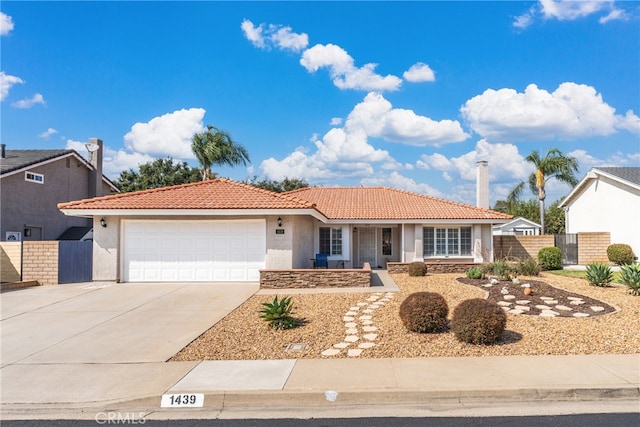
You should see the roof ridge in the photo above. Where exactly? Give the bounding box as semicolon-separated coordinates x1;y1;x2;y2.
220;178;317;208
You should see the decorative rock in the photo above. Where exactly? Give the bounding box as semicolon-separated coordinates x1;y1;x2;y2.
359;315;372;320
545;300;559;305
350;306;360;311
570;300;585;305
343;316;355;322
361;319;374;325
503;295;516;300
555;305;573;311
347;349;363;357
497;301;512;307
501;306;510;312
362;326;378;332
358;342;376;349
535;305;552;310
363;333;378;341
516;300;531;305
344;335;359;343
345;322;357;328
567;297;583;301
345;311;358;316
573;313;590;318
540;297;554;301
363;309;374;314
346;328;359;335
367;297;379;302
482;284;494;288
508;309;524;314
357;302;368;306
540;310;559;317
590;306;605;312
334;342;350;349
322;349;340;356
514;305;531;311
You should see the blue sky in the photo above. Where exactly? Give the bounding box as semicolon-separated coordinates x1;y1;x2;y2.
2;1;639;206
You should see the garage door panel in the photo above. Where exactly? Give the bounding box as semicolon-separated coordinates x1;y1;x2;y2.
123;220;266;282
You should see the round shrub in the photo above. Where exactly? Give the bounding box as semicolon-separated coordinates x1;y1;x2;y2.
538;247;562;270
451;298;507;345
399;292;448;333
515;258;541;276
607;244;634;266
408;262;427;277
466;267;483;279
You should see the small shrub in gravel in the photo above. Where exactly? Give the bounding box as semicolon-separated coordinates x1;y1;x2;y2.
538;247;562;270
515;258;541;276
619;263;640;296
586;262;613;287
451;298;506;345
260;295;298;330
466;267;483;279
408;262;428;277
399;292;448;333
481;260;513;279
607;244;634;266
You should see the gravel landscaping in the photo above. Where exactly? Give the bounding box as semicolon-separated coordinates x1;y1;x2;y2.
170;272;640;361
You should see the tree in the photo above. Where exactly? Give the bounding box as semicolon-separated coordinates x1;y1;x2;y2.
245;176;310;193
493;197;566;234
116;158;202;193
191;125;250;180
507;148;578;234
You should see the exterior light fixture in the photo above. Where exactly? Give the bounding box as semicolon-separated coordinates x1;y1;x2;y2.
100;218;107;228
277;217;283;227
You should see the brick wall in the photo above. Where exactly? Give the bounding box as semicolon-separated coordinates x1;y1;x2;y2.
578;232;610;264
493;235;555;261
0;242;22;283
387;261;477;274
260;264;371;288
22;241;59;285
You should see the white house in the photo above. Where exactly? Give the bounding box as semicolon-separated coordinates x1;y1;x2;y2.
493;217;541;236
560;167;640;260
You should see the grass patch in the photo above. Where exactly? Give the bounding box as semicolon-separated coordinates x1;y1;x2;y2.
546;269;622;283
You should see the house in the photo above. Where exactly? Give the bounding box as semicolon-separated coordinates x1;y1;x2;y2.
0;140;118;241
493;216;541;236
58;166;512;283
560;167;640;260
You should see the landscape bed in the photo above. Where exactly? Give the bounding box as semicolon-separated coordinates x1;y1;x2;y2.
170;272;640;361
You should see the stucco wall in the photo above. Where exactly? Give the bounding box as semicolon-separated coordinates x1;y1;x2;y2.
92;216;120;281
566;175;640;259
291;215;315;269
0;242;21;283
266;215;293;269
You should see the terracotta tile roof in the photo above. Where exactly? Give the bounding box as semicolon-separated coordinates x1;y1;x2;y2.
58;178;316;211
286;186;512;220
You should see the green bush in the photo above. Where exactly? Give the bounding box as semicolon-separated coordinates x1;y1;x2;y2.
451;298;507;345
399;292;449;333
481;260;513;279
260;296;298;330
607;244;634;266
466;267;483;279
538;247;562;270
515;258;541;276
619;263;640;296
408;262;428;277
585;262;613;287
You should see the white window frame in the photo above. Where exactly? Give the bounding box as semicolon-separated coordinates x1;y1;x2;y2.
317;225;350;259
423;226;472;257
25;171;44;184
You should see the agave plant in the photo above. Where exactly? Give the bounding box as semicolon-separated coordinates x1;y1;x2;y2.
619;263;640;296
585;262;613;287
260;295;297;330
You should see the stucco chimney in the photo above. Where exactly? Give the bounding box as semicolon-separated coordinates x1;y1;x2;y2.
86;138;103;198
476;160;489;209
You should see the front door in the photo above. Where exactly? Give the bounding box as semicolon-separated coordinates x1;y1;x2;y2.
358;228;377;268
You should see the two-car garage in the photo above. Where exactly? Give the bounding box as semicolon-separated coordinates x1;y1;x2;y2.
122;219;266;282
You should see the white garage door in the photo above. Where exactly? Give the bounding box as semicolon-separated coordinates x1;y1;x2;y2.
123;219;266;282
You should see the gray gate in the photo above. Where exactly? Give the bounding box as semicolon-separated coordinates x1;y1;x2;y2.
58;241;93;283
555;234;578;265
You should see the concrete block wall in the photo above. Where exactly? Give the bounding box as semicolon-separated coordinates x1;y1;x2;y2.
0;242;21;283
260;264;371;289
493;235;555;261
578;232;611;265
22;241;59;285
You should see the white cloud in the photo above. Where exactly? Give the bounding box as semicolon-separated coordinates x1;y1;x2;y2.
123;108;206;159
330;117;343;126
513;7;537;29
403;62;436;82
0;12;14;36
616;110;640;134
241;19;308;52
515;1;628;28
599;8;628;23
0;71;23;101
103;148;155;178
347;92;469;146
65;139;89;158
39;128;58;139
11;93;45;108
300;44;402;91
361;172;443;197
461;82;639;141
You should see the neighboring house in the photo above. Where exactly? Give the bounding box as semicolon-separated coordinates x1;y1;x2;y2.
493;217;541;236
560;167;640;260
59;176;512;283
0;140;118;241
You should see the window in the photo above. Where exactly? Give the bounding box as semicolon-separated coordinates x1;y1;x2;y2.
423;226;472;257
25;171;44;184
319;227;342;256
382;228;392;256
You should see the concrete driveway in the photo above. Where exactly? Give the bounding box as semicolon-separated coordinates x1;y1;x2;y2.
0;281;259;365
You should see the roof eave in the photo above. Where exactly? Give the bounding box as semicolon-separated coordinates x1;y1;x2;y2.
59;207;328;221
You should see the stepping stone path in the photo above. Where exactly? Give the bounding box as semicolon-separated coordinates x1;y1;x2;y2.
495;289;608;318
321;292;395;358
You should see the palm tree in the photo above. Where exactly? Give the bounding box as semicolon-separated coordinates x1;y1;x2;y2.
191;125;250;180
508;148;579;234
